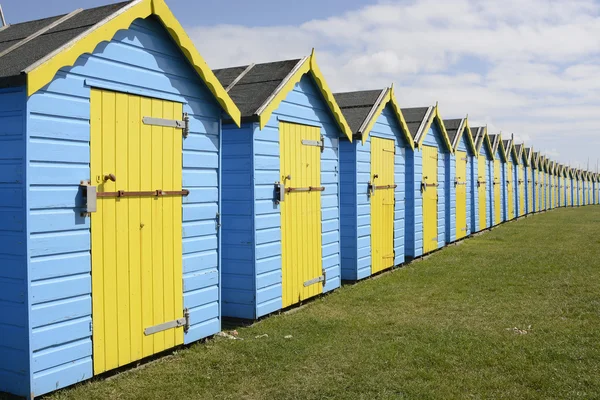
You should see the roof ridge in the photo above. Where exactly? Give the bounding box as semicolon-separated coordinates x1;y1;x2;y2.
0;8;83;60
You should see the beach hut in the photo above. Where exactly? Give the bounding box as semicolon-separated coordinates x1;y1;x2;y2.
489;134;506;224
554;163;560;208
549;161;556;209
532;152;541;212
402;105;453;257
561;165;569;207
586;171;593;205
556;164;563;207
514;144;526;216
473;127;493;231
333;87;414;280
578;169;584;206
0;0;242;397
540;156;548;210
593;173;600;204
564;166;572;207
444;117;477;240
569;167;577;207
522;147;533;214
215;52;353;319
503;139;518;220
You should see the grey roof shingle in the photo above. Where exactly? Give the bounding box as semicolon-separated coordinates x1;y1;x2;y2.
515;144;523;156
214;59;302;118
0;1;133;88
400;107;429;139
334;89;384;134
443;118;462;144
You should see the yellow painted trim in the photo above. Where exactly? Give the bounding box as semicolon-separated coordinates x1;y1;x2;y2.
360;86;414;149
25;0;241;126
417;105;453;153
258;51;353;142
453;118;477;155
494;134;507;162
361;90;390;146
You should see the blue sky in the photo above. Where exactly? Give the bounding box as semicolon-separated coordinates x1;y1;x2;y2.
6;0;600;169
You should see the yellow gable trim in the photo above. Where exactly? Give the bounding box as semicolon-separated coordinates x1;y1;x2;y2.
417;105;453;153
258;50;353;142
25;0;241;126
360;86;414;149
457;118;477;155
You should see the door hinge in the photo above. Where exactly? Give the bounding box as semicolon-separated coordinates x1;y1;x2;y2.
144;308;190;336
216;212;221;229
143;112;190;138
301;135;325;152
304;269;326;287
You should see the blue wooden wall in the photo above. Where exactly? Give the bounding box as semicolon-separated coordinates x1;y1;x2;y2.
339;104;407;281
0;87;29;398
471;154;479;233
421;123;449;248
221;123;254;319
253;74;342;317
24;17;223;397
221;74;343;319
405;147;422;258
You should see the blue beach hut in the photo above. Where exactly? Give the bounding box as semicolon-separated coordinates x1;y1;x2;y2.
0;0;242;397
444;117;477;240
402;105;453;258
488;134;507;225
334;87;414;280
472;126;494;231
214;52;353;319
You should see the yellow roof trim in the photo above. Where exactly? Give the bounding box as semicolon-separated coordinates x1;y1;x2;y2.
25;0;241;126
417;105;453;153
493;134;507;162
476;127;494;159
458;118;477;155
360;86;414;149
258;50;353;142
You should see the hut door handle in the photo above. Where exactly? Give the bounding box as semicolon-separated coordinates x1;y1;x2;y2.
104;173;116;182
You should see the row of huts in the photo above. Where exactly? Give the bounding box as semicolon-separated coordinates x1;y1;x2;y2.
0;0;597;398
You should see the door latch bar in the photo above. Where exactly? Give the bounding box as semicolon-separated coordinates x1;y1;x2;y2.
96;189;190;198
143;113;190;137
144;309;190;336
286;186;325;193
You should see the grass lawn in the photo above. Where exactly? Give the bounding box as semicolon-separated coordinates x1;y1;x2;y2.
48;207;600;399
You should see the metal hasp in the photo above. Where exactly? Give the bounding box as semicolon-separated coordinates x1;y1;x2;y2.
301;135;325;152
286;186;325;193
96;189;189;198
80;180;97;214
303;269;326;287
274;182;285;204
143;112;190;137
144;309;190;336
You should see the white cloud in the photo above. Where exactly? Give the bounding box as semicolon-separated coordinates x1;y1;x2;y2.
190;0;600;168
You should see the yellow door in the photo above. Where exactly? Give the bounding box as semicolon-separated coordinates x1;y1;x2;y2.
527;168;533;213
536;170;541;211
506;163;513;219
567;180;571;206
493;160;501;224
455;151;467;240
519;167;525;215
370;137;395;274
91;89;184;374
422;146;438;254
579;179;583;205
477;156;487;229
280;121;323;308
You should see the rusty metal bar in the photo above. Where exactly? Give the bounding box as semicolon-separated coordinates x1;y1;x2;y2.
423;183;437;187
372;184;397;190
97;189;189;198
285;186;325;193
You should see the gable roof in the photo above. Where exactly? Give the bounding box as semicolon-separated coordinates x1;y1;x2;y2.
334;86;414;148
443;117;476;154
503;139;519;165
400;104;452;151
214;50;352;141
0;0;241;125
523;146;532;166
489;133;507;162
473;126;494;158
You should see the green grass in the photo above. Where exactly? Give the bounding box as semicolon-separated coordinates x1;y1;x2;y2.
50;207;600;399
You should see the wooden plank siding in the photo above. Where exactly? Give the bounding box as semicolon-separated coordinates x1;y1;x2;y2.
339;104;408;281
25;17;223;397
